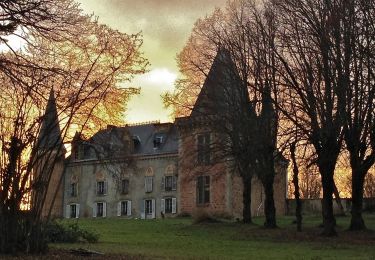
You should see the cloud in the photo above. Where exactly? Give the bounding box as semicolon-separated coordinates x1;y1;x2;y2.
77;0;226;123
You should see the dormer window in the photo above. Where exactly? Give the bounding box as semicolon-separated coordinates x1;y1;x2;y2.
132;135;141;146
153;135;163;149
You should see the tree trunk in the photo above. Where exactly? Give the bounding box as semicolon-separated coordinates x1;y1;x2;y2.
290;142;302;231
321;170;337;236
263;177;277;228
350;170;366;231
242;177;252;223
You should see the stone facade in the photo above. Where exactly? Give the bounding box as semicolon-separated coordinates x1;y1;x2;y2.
63;123;179;219
43;48;288;220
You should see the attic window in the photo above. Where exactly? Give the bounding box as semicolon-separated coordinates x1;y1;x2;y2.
153;136;163;149
132;135;141;146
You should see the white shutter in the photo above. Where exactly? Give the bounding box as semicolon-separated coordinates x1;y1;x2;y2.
172;198;177;214
161;177;165;191
103;202;107;217
117;202;121;217
93;203;97;218
141;200;145;219
76;204;80;218
150;177;153;192
77;183;79;197
66;205;70;218
144;177;147;192
127;201;132;216
104;181;108;195
151;199;156;219
161;199;165;214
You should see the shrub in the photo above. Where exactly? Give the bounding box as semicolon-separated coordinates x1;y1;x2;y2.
45;221;99;243
192;209;219;224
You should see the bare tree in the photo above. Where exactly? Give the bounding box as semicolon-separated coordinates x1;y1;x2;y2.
0;0;148;254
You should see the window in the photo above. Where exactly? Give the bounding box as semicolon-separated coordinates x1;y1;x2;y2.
153;135;163;149
144;176;153;193
96;181;107;195
197;134;211;165
197;176;210;205
161;198;177;214
121;179;129;194
67;204;79;218
118;200;132;216
70;183;77;197
145;199;153;215
164;176;177;191
94;202;106;217
74;145;83;160
74;144;90;160
141;199;155;219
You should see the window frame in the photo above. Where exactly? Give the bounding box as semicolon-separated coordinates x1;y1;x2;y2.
121;179;129;195
96;181;107;196
196;175;210;205
70;182;78;197
197;133;211;165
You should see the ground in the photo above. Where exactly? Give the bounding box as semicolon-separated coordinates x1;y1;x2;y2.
5;215;375;259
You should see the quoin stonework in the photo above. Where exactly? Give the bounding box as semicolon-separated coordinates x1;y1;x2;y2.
38;48;288;220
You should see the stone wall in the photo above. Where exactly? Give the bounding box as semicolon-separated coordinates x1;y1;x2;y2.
64;154;178;219
286;198;375;215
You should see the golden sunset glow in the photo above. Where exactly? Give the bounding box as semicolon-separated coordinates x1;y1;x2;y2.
77;0;226;124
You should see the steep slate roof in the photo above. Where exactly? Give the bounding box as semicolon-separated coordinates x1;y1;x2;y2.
191;48;242;117
37;89;64;150
86;122;178;158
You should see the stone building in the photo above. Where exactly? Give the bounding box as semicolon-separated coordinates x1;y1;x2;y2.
64;123;179;219
47;48;288;220
176;48;288;218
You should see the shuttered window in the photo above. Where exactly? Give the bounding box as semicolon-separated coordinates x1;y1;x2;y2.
96;181;107;195
94;202;106;217
144;176;153;193
117;200;132;216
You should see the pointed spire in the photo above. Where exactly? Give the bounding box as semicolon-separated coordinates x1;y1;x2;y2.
37;88;64;150
191;47;241;117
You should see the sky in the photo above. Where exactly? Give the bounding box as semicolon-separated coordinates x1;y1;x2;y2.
77;0;226;124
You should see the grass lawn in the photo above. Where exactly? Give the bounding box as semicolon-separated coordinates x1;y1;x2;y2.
52;214;375;259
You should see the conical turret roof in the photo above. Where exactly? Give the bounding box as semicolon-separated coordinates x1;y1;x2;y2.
37;88;64;150
191;48;242;117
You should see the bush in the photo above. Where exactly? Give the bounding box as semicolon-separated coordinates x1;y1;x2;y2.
45;221;99;243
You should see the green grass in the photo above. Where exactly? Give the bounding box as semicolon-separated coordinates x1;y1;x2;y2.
52;214;375;259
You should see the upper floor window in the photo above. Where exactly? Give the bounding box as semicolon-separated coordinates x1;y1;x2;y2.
197;134;211;165
145;176;153;193
197;176;210;205
121;179;129;194
96;181;107;196
70;183;78;197
163;176;177;191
